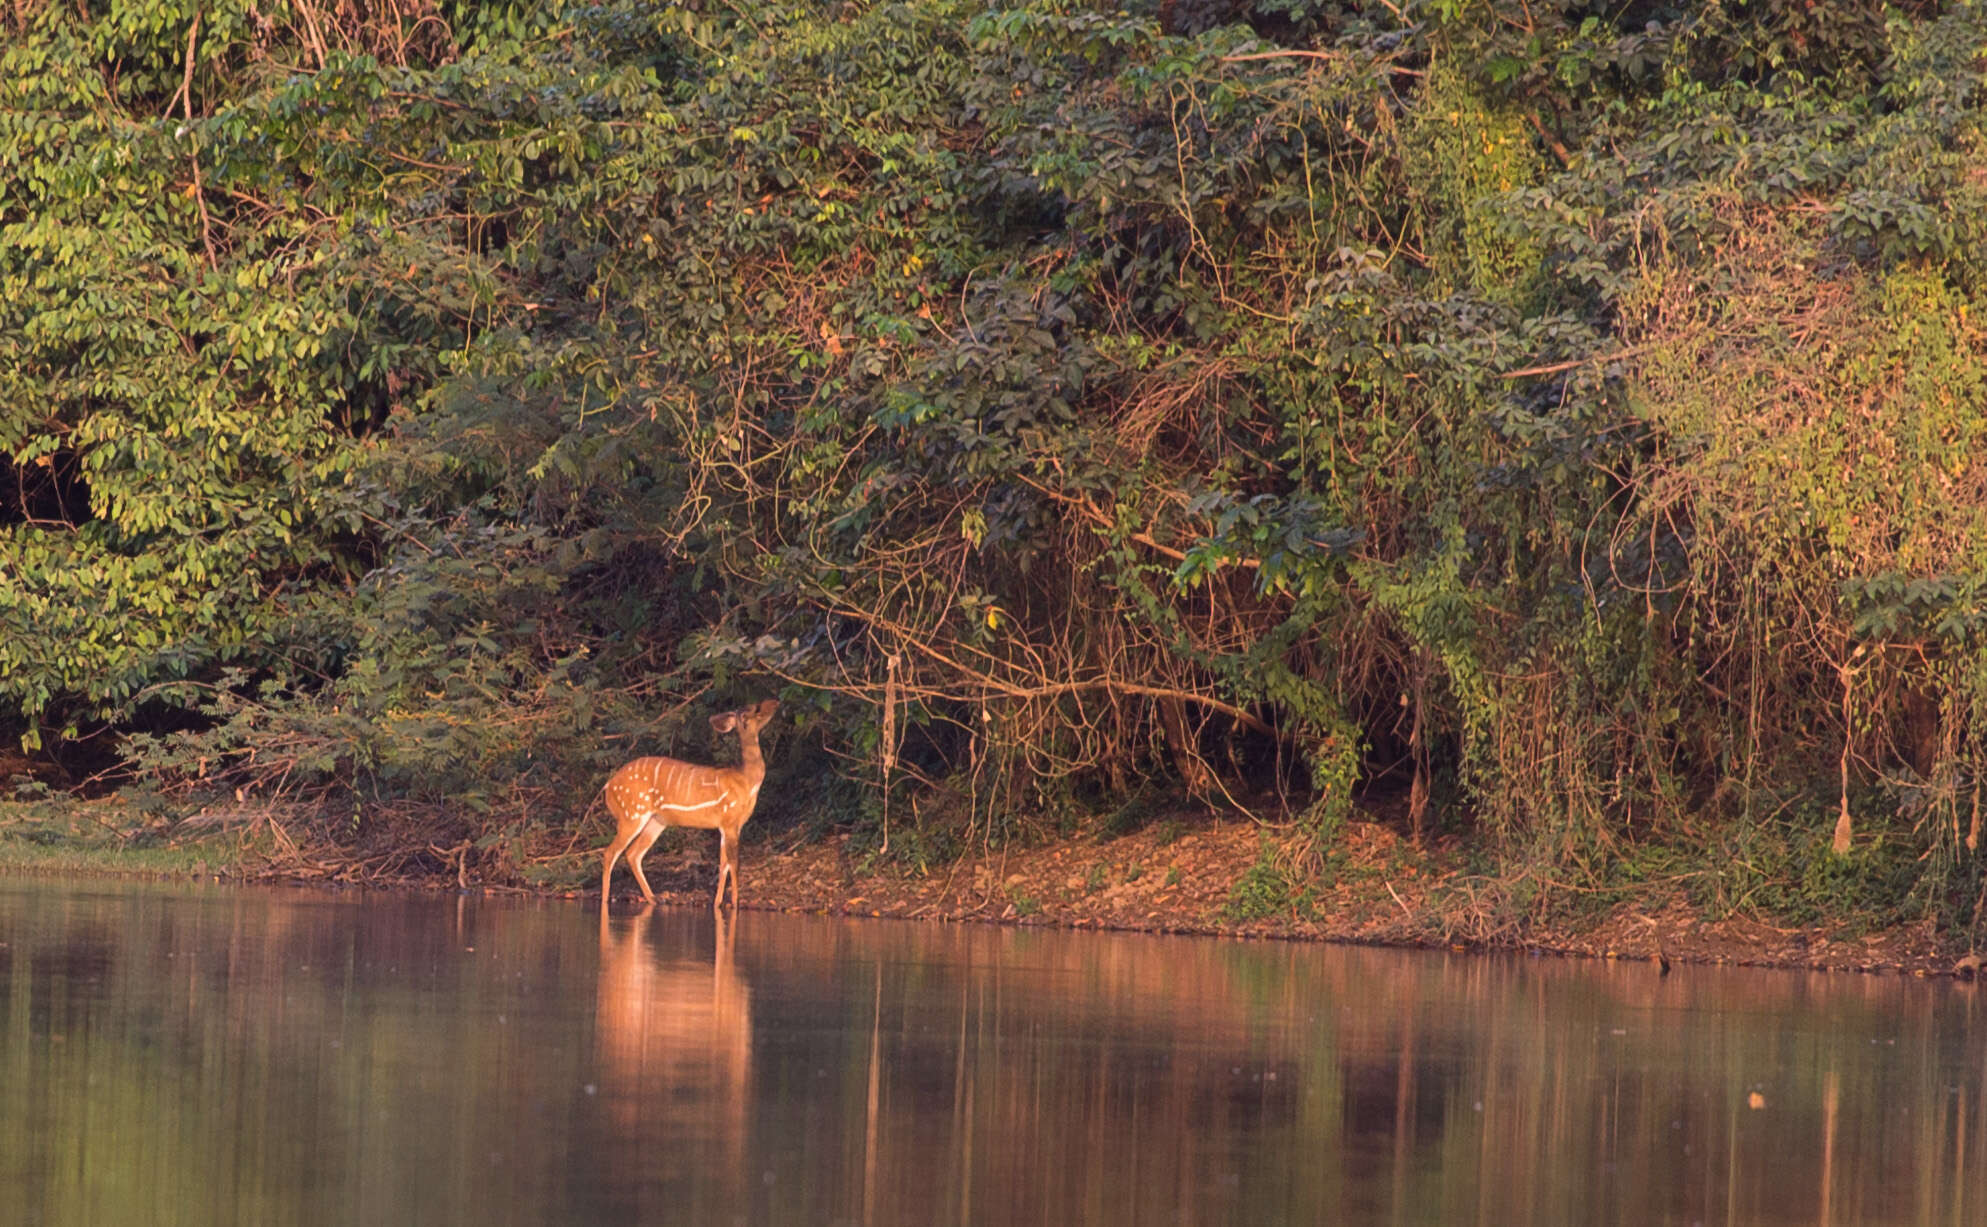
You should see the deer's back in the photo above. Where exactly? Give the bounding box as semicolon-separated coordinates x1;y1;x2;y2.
604;755;741;827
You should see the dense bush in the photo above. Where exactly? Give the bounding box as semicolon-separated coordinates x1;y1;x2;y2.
3;0;1986;926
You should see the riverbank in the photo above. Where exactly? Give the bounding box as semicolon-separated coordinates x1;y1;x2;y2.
728;818;1965;978
0;799;1969;977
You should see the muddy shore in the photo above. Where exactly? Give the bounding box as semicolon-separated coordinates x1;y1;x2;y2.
600;817;1967;979
4;803;1971;978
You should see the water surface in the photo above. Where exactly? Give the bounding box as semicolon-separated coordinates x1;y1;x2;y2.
3;875;1983;1225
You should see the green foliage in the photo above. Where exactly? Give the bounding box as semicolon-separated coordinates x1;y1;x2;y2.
1402;54;1544;303
1223;836;1315;922
1693;805;1919;934
854;820;964;877
3;0;1987;934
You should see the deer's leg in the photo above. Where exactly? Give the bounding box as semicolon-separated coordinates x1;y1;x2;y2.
626;821;666;904
730;833;742;910
600;819;645;903
727;827;742;910
714;829;737;912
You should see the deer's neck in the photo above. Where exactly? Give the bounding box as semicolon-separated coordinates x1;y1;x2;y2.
736;735;767;787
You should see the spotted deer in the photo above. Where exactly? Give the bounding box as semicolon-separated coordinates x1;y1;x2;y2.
599;699;779;909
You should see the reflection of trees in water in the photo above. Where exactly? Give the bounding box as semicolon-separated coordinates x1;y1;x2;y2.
731;919;1987;1227
4;883;1987;1226
0;884;609;1227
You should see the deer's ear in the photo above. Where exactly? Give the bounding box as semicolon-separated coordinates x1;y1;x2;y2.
709;713;738;733
756;698;781;718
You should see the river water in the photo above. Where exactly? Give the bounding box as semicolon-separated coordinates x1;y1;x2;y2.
2;875;1982;1226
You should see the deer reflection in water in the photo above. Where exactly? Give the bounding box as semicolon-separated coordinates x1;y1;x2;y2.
593;905;753;1194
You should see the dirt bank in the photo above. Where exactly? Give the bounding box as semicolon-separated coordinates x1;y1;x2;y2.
4;800;1969;977
607;816;1967;979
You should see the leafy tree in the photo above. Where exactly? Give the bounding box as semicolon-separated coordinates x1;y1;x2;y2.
4;0;1987;934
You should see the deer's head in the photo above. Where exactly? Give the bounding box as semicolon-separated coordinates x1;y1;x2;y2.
710;699;780;738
